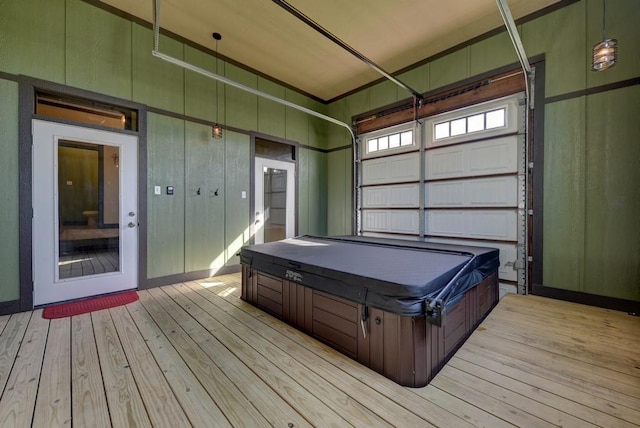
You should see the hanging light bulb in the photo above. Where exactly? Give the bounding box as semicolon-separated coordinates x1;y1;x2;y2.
212;32;224;138
591;0;617;71
212;124;223;138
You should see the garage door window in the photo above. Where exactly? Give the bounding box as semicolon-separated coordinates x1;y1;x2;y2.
367;130;413;154
434;107;506;140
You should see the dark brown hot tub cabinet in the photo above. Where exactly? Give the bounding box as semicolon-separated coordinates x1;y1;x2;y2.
240;235;499;387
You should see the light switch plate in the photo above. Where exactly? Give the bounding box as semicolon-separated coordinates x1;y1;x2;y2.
154;186;161;195
241;191;246;199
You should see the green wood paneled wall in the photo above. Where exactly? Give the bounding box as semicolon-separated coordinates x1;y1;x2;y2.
0;0;329;302
184;122;226;272
147;113;186;278
326;0;640;301
0;80;20;302
224;132;250;266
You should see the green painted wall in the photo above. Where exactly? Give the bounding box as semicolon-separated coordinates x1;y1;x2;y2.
326;0;640;301
0;0;329;302
0;80;20;302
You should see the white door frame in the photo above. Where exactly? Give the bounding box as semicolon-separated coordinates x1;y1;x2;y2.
254;157;295;244
32;120;138;306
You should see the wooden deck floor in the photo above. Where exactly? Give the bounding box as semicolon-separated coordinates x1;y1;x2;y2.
0;273;638;427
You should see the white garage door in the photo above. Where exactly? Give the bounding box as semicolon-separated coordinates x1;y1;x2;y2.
358;95;526;295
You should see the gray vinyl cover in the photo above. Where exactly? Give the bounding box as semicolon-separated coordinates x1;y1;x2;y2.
240;235;500;316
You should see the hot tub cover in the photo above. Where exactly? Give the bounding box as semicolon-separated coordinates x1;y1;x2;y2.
240;235;499;324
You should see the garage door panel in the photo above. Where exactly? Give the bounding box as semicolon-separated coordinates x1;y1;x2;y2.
363;210;419;234
363;184;419;208
426;209;517;241
425;237;518;282
426;176;518;207
362;152;420;185
425;136;517;180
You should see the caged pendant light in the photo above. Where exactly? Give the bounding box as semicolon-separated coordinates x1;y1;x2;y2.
591;0;617;71
212;32;224;138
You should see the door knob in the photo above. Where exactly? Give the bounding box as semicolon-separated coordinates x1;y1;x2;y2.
128;222;136;228
128;211;136;217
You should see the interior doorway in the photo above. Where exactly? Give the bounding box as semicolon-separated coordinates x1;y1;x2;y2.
32;120;138;306
254;157;295;244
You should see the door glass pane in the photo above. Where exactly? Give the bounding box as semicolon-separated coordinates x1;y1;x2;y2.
263;167;287;243
58;141;120;279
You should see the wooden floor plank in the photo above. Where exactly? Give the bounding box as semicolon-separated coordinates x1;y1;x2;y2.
148;286;314;428
138;288;274;428
0;315;12;337
0;310;49;427
0;273;637;428
469;328;640;400
163;284;354;427
71;313;111;428
109;304;191;428
166;282;434;428
122;300;231;427
33;317;71;428
0;312;32;397
183;280;477;428
483;313;640;376
440;363;598;427
91;309;151;427
451;350;640;427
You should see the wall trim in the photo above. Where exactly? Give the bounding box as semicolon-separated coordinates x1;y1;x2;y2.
544;77;640;104
146;105;328;153
0;71;18;82
141;265;242;290
0;300;20;316
532;285;639;315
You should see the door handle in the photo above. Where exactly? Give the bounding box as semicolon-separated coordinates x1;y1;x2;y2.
128;211;136;217
128;222;136;228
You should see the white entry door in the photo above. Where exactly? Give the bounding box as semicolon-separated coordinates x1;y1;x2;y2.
254;157;295;244
32;120;138;306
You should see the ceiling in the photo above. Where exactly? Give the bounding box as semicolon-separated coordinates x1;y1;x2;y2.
99;0;560;102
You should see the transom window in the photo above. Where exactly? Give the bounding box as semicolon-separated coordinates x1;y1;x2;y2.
367;130;413;154
434;107;506;140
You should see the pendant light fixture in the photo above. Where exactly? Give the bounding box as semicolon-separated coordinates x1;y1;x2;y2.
591;0;617;71
212;32;224;138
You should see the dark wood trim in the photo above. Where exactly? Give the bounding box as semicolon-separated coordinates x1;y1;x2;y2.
142;265;242;290
0;71;19;82
80;0;325;104
424;132;520;151
544;77;640;104
499;279;518;286
0;300;20;316
18;79;35;312
532;285;640;315
249;136;256;246
356;70;526;135
137;107;149;290
329;1;579;103
326;144;351;153
425;172;517;183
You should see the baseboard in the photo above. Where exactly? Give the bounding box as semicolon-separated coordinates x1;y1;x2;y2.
140;264;242;290
532;284;639;316
0;299;21;316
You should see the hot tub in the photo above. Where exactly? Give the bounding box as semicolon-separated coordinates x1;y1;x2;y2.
240;235;499;387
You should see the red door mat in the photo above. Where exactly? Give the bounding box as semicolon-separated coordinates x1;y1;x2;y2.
42;291;139;319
